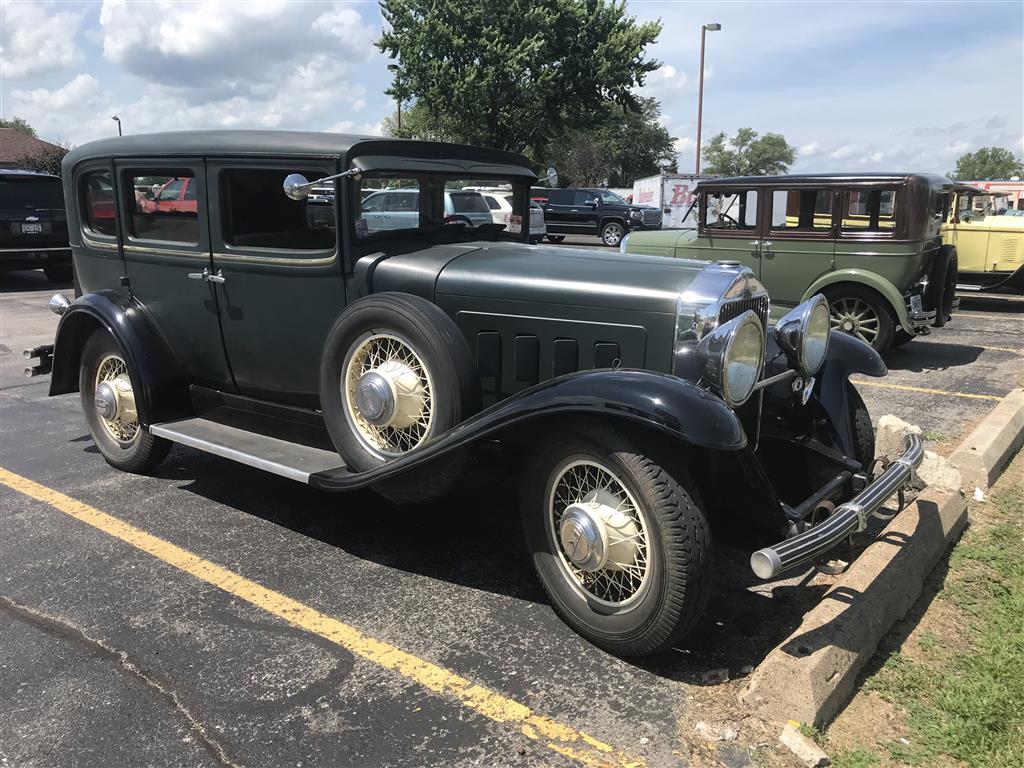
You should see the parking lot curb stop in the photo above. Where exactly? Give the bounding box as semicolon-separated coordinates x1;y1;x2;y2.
948;387;1024;491
738;484;967;727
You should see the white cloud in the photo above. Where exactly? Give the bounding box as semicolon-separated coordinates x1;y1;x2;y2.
641;63;688;97
799;141;823;157
325;120;383;136
828;143;862;161
941;139;971;155
0;1;84;78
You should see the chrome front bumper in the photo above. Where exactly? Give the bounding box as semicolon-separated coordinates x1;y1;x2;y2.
750;434;925;579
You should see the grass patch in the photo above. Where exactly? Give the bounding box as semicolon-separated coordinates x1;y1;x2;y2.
921;430;950;442
850;476;1024;766
832;748;880;768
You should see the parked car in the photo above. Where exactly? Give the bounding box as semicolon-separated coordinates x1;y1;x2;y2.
476;189;546;243
543;188;662;246
622;173;959;352
944;184;1024;293
359;187;492;232
0;169;72;283
31;132;924;658
139;175;198;214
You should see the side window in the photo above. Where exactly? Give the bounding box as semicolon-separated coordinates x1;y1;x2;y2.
221;168;336;250
843;189;896;232
574;190;598;206
82;171;116;237
705;190;759;231
547;189;572;205
128;170;199;244
771;189;832;232
484;195;500;211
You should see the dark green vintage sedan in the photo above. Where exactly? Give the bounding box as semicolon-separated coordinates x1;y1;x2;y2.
27;132;924;657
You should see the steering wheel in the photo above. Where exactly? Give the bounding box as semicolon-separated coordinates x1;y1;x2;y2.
717;212;739;229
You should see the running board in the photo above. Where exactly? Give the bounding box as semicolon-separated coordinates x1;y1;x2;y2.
150;418;346;484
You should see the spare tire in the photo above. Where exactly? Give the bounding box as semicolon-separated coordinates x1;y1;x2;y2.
927;245;957;328
319;293;480;498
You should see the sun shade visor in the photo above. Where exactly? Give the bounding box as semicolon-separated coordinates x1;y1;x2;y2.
351;154;537;181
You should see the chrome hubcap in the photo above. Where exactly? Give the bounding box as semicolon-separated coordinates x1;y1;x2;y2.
93;355;139;443
829;298;879;345
343;333;433;457
547;459;650;607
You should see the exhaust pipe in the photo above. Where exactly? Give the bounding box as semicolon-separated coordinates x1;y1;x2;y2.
751;434;924;579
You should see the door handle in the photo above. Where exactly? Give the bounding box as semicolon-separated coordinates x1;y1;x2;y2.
186;268;226;284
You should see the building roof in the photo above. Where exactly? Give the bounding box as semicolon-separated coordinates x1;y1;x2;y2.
62;130;537;180
0;129;64;165
696;172;952;190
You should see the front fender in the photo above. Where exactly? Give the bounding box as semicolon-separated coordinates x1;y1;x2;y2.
309;368;745;491
50;290;190;426
803;269;913;334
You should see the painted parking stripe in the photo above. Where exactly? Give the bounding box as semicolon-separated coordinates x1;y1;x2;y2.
849;379;1004;402
952;312;1023;321
0;467;644;768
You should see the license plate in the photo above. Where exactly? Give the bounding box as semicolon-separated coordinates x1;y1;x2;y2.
22;223;42;234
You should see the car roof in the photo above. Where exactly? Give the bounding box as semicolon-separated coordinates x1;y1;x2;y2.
696;172;952;190
63;130;537;181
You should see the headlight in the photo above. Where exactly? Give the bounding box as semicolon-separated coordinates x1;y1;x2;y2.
774;295;831;376
630;210;642;219
695;310;765;408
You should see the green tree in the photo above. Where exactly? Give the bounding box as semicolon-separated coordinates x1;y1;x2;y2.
702;127;796;176
0;116;37;137
951;147;1024;180
13;144;69;176
376;0;662;156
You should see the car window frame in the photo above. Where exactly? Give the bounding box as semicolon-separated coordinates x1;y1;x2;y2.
838;186;900;239
767;188;838;239
697;188;765;238
78;166;119;243
116;159;207;257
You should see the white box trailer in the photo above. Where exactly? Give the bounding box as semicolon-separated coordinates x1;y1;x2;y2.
632;174;708;229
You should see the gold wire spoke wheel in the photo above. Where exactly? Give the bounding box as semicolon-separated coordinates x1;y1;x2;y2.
546;459;652;609
342;332;434;458
93;353;140;444
829;297;879;345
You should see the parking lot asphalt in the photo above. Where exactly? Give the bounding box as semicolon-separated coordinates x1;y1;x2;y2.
1;266;1021;767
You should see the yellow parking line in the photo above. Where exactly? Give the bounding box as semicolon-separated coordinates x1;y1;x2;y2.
953;312;1023;321
0;467;643;768
849;379;1004;402
977;344;1023;354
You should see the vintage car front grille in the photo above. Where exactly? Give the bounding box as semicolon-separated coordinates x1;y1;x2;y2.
718;295;769;330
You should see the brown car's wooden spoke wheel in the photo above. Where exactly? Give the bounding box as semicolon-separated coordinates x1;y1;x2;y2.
319;292;479;501
78;330;170;473
522;421;711;657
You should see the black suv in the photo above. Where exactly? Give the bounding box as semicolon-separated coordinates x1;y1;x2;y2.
0;169;72;282
541;188;661;246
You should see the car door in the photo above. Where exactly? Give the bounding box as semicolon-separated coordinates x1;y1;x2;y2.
359;190;388;233
574;190;602;234
207;159;346;406
386;190;419;230
688;188;765;272
115;160;233;387
543;189;578;234
759;188;837;310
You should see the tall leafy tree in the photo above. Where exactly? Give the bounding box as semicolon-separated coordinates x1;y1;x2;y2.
377;0;662;156
951;147;1024;180
0;116;36;137
702;127;796;176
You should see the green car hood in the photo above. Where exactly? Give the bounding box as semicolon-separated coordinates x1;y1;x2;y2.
433;242;709;314
624;228;698;255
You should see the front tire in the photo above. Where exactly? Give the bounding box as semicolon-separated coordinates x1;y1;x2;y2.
825;285;895;352
847;382;875;467
600;221;625;247
522;421;711;657
79;330;170;473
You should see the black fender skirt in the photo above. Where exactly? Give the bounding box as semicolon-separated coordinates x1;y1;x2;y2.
309;368;745;491
49;290;190;425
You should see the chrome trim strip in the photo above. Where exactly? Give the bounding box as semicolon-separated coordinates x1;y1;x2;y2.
750;434;924;579
211;251;337;267
122;244;207;259
0;246;71;253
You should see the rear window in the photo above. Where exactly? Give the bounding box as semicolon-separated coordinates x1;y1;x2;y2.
221;167;335;250
0;176;63;210
842;189;896;233
450;192;489;213
127;170;199;244
82;171;115;237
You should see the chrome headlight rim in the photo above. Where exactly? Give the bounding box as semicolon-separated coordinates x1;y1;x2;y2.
774;295;831;377
695;310;765;409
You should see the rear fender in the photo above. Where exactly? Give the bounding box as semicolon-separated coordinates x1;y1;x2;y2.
49;290;190;426
309;369;746;491
803;269;914;334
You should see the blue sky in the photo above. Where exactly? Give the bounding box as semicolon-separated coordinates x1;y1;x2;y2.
2;0;1021;175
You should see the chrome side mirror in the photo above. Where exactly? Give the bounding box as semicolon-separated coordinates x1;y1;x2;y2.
283;174;311;201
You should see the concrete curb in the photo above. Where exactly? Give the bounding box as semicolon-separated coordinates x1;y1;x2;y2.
948;387;1024;492
738;485;967;727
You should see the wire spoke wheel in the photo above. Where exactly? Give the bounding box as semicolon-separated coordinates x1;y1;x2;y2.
343;332;434;458
546;458;651;609
94;354;140;444
830;296;879;345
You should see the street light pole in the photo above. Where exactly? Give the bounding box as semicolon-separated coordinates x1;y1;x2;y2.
111;115;122;136
694;22;721;175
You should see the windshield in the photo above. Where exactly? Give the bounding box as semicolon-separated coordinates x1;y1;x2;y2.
0;177;64;210
353;172;531;242
601;190;627;205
